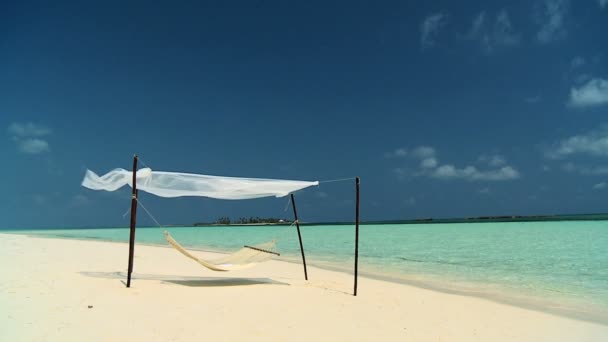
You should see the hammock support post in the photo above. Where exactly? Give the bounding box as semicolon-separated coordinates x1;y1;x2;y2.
354;176;360;296
126;155;138;288
290;194;308;280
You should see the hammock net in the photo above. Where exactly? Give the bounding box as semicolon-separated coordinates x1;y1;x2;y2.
163;231;278;271
81;167;316;271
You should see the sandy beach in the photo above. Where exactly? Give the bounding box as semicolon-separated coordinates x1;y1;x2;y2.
1;233;607;342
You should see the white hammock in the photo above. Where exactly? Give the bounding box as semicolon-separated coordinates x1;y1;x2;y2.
163;231;278;272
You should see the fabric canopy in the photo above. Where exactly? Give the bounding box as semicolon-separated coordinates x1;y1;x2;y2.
82;168;319;199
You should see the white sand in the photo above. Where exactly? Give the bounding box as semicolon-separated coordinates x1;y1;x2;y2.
1;233;607;341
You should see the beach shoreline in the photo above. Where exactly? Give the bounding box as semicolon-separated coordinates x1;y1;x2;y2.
1;233;607;341
4;231;608;327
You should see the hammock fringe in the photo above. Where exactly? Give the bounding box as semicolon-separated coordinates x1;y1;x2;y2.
163;230;278;272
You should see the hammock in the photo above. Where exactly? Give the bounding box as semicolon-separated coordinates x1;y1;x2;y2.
163;231;279;272
81;165;317;276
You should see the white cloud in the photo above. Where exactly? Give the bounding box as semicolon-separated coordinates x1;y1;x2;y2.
8;122;51;137
433;165;459;178
536;0;569;43
599;0;608;9
7;122;52;154
466;10;520;53
493;10;521;47
574;74;592;85
547;127;608;158
571;56;585;69
478;154;507;167
420;157;438;169
593;182;607;190
394;148;408;157
420;13;448;49
390;145;519;182
404;197;416;206
525;96;542;103
561;162;608;175
569;78;608;108
478;187;491;194
392;167;412;180
468;11;486;37
18;138;50;154
385;147;408;158
586;167;608;174
411;146;436;158
32;194;47;205
69;194;90;206
314;191;328;199
431;165;520;181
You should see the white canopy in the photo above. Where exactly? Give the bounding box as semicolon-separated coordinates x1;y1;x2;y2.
82;168;319;200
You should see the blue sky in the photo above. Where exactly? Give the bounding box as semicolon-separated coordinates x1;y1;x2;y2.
2;0;608;228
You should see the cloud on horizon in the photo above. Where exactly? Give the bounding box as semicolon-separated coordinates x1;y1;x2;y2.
525;95;542;104
561;162;608;175
536;0;569;43
546;126;608;159
465;10;521;53
69;194;90;207
7;122;52;154
385;146;436;159
420;13;448;49
8;122;51;137
430;165;519;181
411;146;436;158
478;154;507;167
314;191;329;199
571;56;585;69
391;146;520;182
569;78;608;108
18;138;50;154
420;157;438;169
478;187;491;194
384;147;408;158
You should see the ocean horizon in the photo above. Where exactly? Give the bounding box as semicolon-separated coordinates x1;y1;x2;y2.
3;219;607;325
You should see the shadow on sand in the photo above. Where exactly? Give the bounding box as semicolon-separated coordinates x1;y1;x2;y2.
79;271;289;287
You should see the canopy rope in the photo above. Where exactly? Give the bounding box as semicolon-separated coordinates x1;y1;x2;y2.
135;198;164;230
319;177;357;184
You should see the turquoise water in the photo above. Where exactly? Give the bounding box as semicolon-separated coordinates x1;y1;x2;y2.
4;220;608;323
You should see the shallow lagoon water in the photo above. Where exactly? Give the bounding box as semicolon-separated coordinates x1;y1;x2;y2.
4;220;608;322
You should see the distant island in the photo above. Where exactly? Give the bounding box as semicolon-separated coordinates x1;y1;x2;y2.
188;213;608;227
313;213;608;226
194;216;294;226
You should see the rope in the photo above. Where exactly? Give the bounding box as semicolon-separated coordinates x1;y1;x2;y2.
319;177;357;184
243;245;280;256
275;220;298;249
122;206;131;218
136;196;297;246
135;198;165;230
137;156;152;170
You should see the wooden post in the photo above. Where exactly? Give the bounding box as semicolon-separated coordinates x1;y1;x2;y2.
126;155;138;288
354;177;360;296
290;194;308;280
